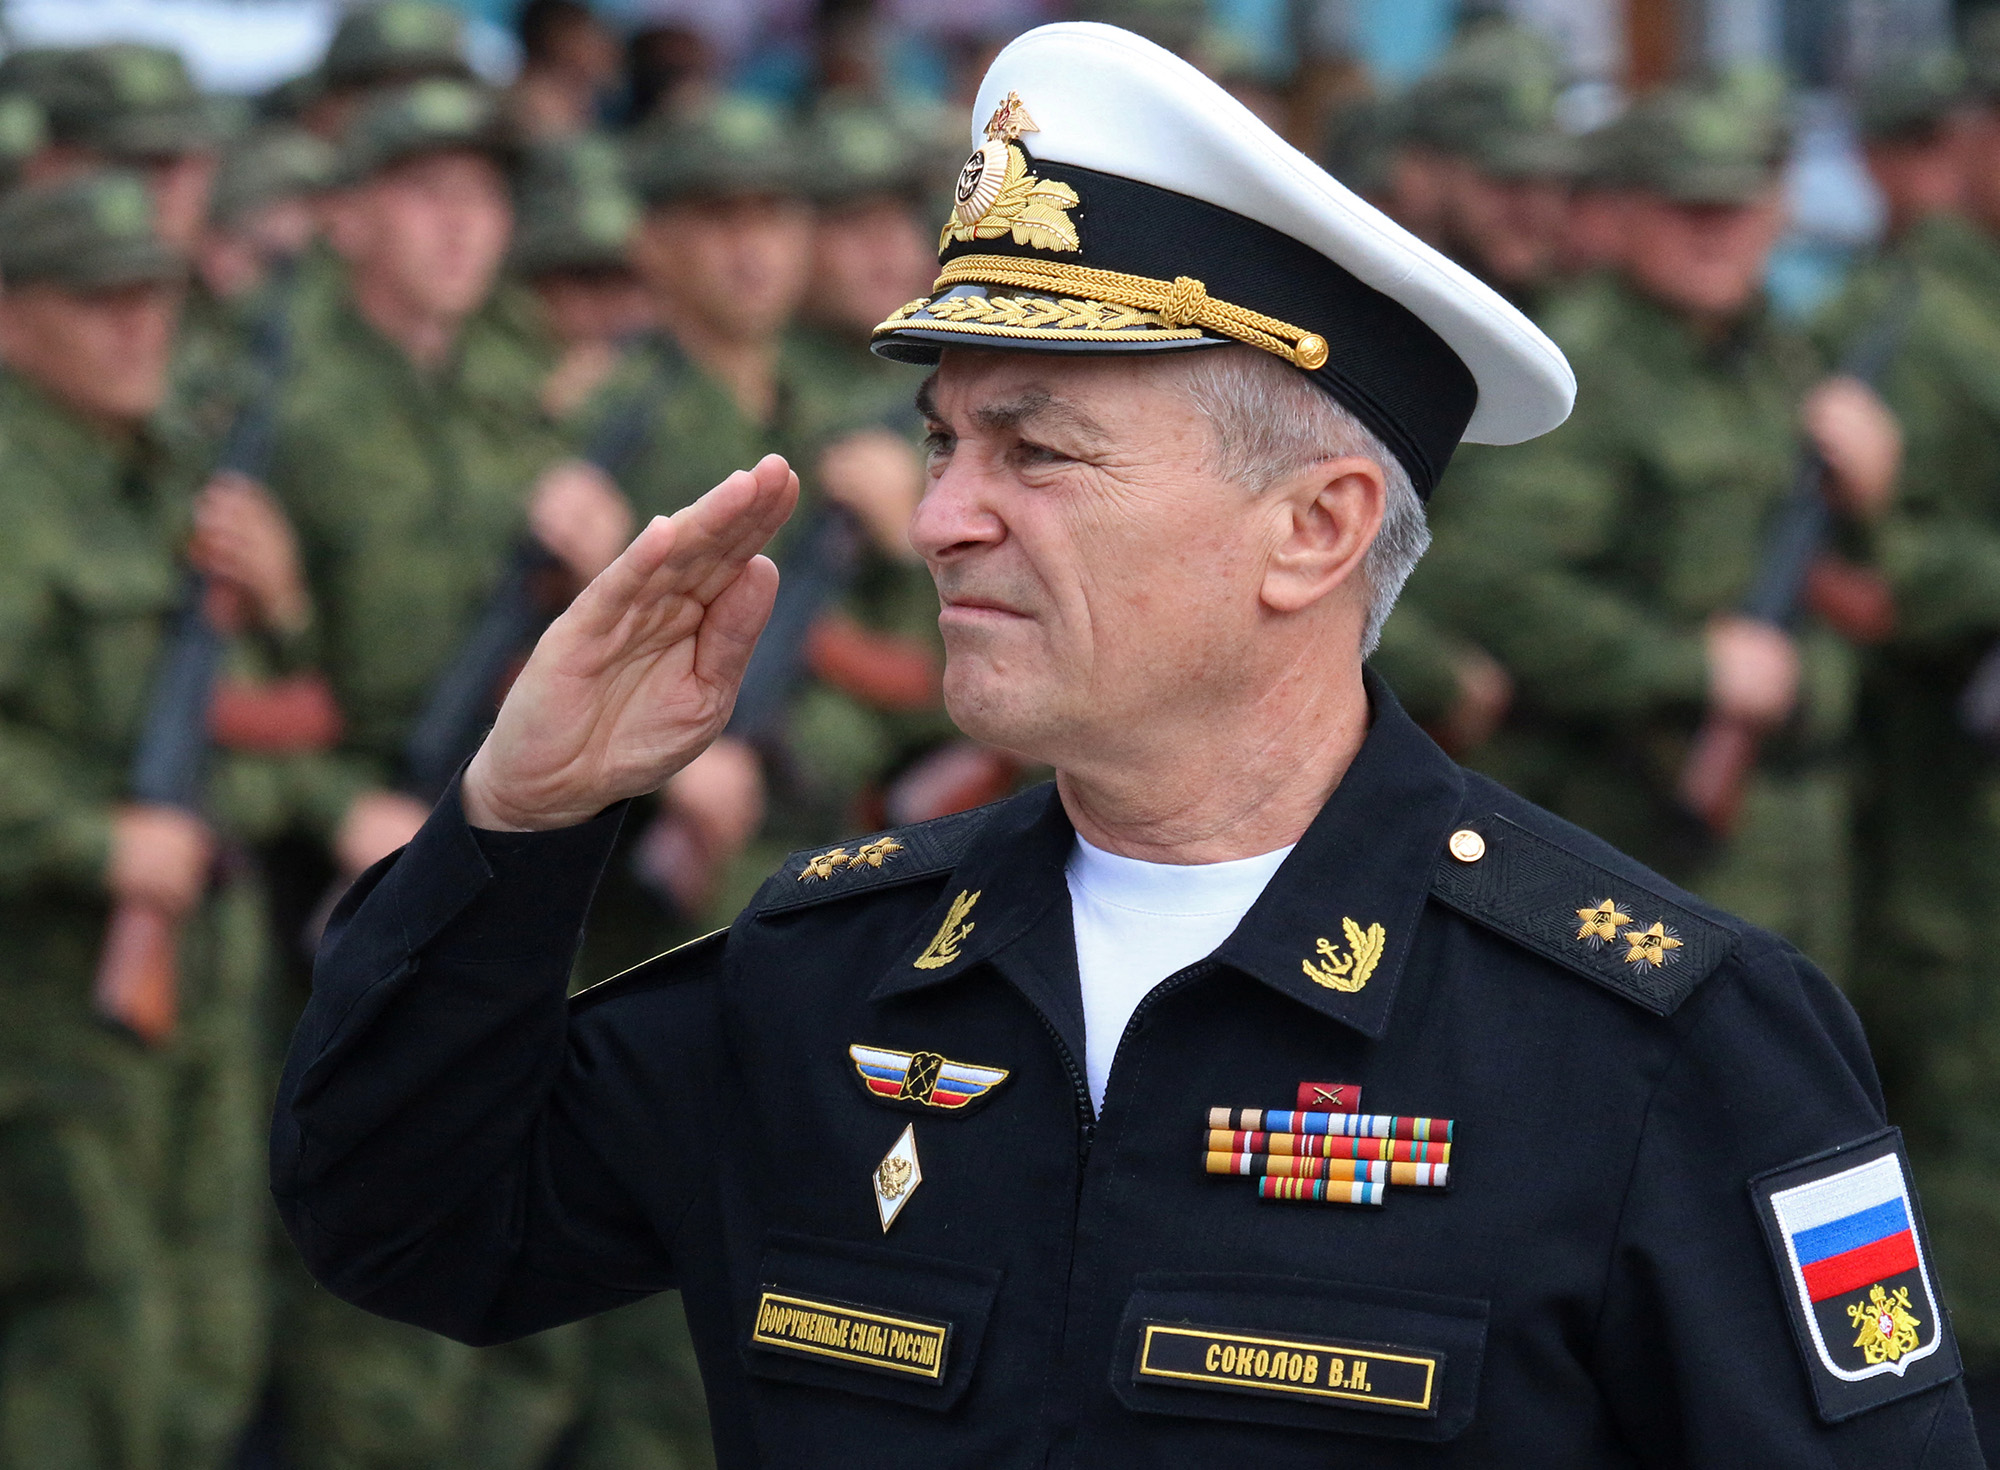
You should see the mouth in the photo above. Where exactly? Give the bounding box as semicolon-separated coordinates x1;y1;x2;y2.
939;595;1029;625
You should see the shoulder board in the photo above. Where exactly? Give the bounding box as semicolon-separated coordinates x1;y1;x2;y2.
570;926;727;1013
1430;813;1736;1016
754;802;997;917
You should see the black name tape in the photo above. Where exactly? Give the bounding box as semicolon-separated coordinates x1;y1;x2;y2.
1134;1321;1441;1415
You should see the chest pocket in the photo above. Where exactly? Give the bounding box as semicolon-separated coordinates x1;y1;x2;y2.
1111;1272;1487;1444
741;1231;1001;1411
50;551;176;745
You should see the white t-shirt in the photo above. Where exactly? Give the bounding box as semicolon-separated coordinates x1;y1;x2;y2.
1065;835;1294;1113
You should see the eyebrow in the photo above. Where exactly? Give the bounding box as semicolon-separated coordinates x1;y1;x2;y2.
912;375;1111;446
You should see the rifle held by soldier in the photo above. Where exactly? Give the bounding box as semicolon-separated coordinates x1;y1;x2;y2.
1677;273;1915;835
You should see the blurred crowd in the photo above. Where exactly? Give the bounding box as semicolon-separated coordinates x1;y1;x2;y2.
8;0;2000;1464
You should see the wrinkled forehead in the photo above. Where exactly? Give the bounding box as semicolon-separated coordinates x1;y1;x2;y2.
920;346;1206;437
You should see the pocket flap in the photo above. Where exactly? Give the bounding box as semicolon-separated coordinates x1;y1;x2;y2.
1112;1272;1488;1442
742;1231;1002;1411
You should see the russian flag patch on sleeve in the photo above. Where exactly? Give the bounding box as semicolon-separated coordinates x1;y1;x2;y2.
1750;1128;1961;1422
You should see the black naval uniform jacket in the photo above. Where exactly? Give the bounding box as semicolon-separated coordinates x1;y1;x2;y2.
272;684;1983;1467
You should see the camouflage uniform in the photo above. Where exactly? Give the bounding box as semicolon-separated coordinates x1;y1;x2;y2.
1422;90;1858;980
0;175;268;1470
261;83;581;1470
1820;49;2000;1374
173;127;336;446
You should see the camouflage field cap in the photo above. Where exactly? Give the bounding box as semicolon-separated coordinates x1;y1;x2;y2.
1319;95;1403;201
1966;11;2000;102
1624;78;1789;204
338;78;514;182
802;101;944;205
510;132;639;276
0;171;183;289
627;96;807;205
39;43;220;159
210;126;338;227
1856;51;1969;141
321;1;474;90
1571;110;1646;191
1406;21;1560;144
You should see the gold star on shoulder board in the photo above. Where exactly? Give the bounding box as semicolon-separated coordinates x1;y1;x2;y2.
1576;899;1633;946
800;848;852;882
1621;921;1683;971
848;837;904;870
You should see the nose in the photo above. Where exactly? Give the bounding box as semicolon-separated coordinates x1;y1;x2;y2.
908;454;1005;566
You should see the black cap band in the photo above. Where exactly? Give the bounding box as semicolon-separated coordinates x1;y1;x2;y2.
875;152;1478;497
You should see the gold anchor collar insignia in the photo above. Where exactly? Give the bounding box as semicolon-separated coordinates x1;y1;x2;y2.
913;889;980;970
1302;918;1386;994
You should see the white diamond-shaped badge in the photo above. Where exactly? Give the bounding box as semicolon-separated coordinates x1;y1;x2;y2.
873;1123;922;1232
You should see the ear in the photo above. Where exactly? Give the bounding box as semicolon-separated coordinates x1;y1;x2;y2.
1259;454;1386;615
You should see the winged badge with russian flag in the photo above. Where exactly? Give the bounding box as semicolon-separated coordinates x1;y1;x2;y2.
848;1044;1011;1114
1751;1130;1961;1422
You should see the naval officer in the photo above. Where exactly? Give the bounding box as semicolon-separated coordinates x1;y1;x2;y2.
272;23;1982;1465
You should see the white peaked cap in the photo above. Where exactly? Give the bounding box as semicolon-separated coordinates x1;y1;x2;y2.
873;22;1576;494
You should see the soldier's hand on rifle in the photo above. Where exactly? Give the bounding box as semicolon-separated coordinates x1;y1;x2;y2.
335;790;434;877
464;454;798;832
108;804;215;918
819;428;925;559
530;459;636;585
1705;614;1800;731
191;471;312;634
1804;376;1901;521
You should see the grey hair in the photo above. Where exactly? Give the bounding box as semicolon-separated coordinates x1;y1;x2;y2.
1173;346;1428;657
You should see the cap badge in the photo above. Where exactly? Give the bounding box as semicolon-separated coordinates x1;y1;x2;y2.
873;1123;923;1231
1302;918;1385;993
983;91;1039;143
946;93;1078;254
913;889;979;970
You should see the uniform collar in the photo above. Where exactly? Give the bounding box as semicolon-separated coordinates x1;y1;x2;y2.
870;672;1463;1044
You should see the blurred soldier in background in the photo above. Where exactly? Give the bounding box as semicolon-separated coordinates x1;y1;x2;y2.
255;77;615;1470
1411;18;1576;312
550;96;815;955
1556;110;1641;280
1827;30;2000;1445
0;172;281;1469
9;44;225;252
174;126;336;444
509;131;649;423
509;0;622;140
1416;81;1898;982
292;1;476;140
792;102;937;436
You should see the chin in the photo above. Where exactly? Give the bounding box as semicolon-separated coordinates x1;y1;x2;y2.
941;665;1055;763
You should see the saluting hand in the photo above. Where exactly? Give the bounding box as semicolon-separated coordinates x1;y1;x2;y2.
462;454;798;832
